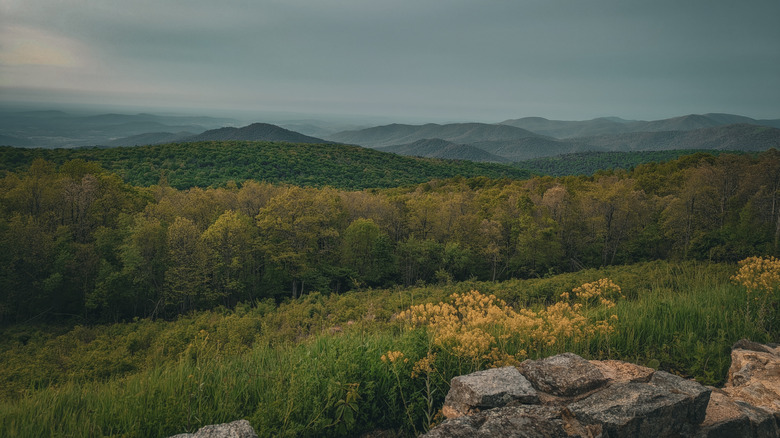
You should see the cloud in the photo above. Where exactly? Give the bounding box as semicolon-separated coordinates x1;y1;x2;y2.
0;26;87;67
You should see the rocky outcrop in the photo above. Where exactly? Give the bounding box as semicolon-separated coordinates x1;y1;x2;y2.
426;340;780;438
169;420;258;438
442;366;539;418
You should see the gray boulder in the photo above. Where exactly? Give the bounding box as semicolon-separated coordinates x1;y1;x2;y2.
168;420;258;438
518;353;608;397
424;404;601;438
567;380;710;437
696;389;778;438
442;366;539;418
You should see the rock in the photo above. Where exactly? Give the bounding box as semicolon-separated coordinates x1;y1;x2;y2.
590;360;654;384
423;404;601;438
731;339;780;355
650;371;712;427
697;389;779;438
518;353;608;397
427;344;780;438
442;366;539;419
567;379;709;437
168;420;258;438
723;345;780;414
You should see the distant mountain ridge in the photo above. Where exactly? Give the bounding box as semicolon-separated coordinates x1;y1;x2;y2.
185;123;329;144
500;113;780;138
377;138;510;163
326;122;546;148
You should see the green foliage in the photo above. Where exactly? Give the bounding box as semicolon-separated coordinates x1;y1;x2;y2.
514;149;745;177
0;141;531;190
0;261;777;437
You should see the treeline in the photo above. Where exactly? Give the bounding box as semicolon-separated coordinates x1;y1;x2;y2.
514;149;742;176
2;150;780;323
0;141;531;190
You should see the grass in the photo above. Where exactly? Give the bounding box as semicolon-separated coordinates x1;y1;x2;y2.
0;260;777;437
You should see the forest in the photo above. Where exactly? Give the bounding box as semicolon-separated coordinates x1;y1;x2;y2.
2;147;779;324
0;141;531;190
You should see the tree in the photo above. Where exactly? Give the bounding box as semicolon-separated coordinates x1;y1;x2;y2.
340;218;393;286
201;210;259;304
165;216;206;314
256;187;345;298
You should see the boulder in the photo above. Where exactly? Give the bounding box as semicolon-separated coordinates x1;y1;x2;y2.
696;389;778;438
168;420;258;438
424;404;601;438
723;343;780;414
518;353;608;397
442;366;539;419
650;371;712;427
567;379;709;437
420;343;780;438
589;360;654;384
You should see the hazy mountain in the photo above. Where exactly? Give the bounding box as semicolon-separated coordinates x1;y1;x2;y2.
0;134;33;147
185;123;329;144
470;138;597;161
327;122;545;148
377;138;510;162
105;132;194;147
500;113;780;139
0;110;238;148
574;124;780;152
498;117;634;138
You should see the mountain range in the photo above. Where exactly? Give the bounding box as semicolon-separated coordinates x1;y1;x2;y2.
2;110;779;163
326;114;780;161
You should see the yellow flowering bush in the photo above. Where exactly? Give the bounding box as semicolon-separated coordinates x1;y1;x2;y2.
398;285;622;367
731;256;780;298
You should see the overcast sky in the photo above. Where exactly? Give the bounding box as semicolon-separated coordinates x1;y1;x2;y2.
1;0;778;122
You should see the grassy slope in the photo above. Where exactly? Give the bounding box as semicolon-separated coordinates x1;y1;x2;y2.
0;261;777;437
0;142;530;190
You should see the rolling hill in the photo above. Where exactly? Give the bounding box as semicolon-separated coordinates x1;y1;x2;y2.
185;123;329;144
0;140;531;190
500;113;780;139
377;138;509;162
326;122;546;148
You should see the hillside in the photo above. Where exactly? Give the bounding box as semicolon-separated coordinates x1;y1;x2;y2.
0;141;531;190
513;149;742;176
185;122;329;144
377;138;509;162
0;110;237;148
500;113;780;139
575;124;780;152
105;131;194;147
326;122;545;148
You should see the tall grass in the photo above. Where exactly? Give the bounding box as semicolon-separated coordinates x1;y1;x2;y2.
0;261;776;437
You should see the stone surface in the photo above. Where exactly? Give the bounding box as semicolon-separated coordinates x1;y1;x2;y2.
723;346;780;414
697;389;779;438
422;345;780;438
168;420;258;438
567;381;708;437
650;370;712;427
442;366;539;419
518;353;608;397
590;360;654;384
423;405;601;438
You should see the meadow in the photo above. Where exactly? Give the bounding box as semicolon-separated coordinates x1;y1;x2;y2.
0;260;777;437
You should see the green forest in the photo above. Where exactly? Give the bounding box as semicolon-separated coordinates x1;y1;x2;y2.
1;142;779;436
0;141;531;190
2;147;779;323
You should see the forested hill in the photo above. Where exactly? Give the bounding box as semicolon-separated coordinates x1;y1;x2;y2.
0;141;531;190
4;149;780;324
513;149;744;176
185;123;328;144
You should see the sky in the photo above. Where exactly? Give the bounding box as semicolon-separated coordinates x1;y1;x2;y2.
1;0;779;123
